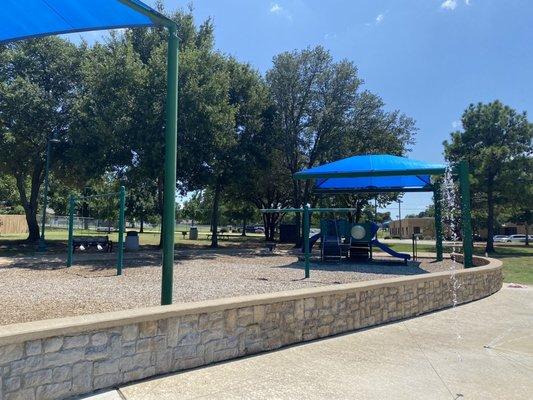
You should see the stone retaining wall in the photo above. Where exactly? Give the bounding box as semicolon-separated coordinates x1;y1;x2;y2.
0;257;502;400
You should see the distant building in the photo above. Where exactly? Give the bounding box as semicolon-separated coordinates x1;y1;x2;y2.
389;218;528;240
389;217;435;239
478;223;528;238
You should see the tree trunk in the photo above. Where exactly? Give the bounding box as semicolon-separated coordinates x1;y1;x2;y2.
15;174;41;242
210;182;221;248
485;181;495;253
241;219;246;236
24;205;40;242
525;223;530;246
140;215;144;234
262;213;277;242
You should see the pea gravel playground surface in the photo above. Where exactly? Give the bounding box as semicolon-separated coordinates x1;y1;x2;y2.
0;249;458;326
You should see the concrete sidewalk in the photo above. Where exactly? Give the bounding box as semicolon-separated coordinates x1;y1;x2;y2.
87;285;532;400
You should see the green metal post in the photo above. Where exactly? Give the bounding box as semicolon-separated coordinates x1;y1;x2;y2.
67;195;75;267
303;204;310;278
161;26;179;305
458;160;473;267
117;186;126;276
433;180;443;261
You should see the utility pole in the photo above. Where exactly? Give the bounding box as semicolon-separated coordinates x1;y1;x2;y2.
398;199;403;240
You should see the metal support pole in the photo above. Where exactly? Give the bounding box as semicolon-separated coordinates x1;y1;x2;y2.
398;200;402;239
303;204;310;278
38;140;52;252
161;26;179;305
458;160;473;267
67;195;75;267
412;233;416;261
117;186;126;275
433;181;443;261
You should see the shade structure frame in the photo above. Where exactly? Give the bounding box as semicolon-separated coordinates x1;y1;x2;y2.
1;0;180;300
292;154;476;268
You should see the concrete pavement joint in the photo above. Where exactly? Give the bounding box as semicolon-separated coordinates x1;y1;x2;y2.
401;321;458;400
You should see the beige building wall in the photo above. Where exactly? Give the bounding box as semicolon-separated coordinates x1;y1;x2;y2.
0;215;28;235
478;223;527;238
389;217;435;239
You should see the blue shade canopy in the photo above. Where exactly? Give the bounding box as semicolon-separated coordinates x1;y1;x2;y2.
0;0;171;44
294;154;446;193
294;154;446;180
315;175;433;193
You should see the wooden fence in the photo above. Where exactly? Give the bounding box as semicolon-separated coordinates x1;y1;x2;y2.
0;215;28;235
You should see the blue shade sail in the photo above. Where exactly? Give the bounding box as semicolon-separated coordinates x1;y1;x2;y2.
0;0;165;44
295;154;446;179
315;175;433;193
294;155;446;193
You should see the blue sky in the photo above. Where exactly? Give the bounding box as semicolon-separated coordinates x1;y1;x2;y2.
157;0;532;215
80;0;533;215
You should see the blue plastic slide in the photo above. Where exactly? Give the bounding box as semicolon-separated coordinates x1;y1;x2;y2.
302;233;321;252
371;239;411;262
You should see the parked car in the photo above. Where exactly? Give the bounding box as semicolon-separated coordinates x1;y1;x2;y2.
493;235;510;243
506;234;529;243
254;226;265;233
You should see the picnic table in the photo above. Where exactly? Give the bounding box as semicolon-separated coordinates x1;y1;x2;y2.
206;232;230;240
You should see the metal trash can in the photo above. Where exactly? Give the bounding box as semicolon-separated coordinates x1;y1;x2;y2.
125;230;139;251
189;226;198;240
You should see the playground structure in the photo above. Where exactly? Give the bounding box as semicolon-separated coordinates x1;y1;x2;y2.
66;186;126;275
265;154;474;278
314;220;411;263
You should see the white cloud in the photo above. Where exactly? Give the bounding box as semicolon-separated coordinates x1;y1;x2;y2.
376;14;384;23
465;0;471;5
269;3;292;20
452;120;461;129
270;3;282;13
441;0;457;10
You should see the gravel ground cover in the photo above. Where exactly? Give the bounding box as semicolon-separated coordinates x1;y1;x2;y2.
0;248;460;326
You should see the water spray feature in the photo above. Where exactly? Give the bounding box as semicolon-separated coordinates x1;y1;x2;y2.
442;165;464;358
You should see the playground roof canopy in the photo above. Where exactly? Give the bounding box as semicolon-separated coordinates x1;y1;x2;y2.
294;154;446;193
0;0;172;44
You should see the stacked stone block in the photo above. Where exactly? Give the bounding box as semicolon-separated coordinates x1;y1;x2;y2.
0;262;503;400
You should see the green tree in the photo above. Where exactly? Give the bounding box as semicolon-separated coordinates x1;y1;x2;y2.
0;174;22;214
0;37;84;241
181;192;210;226
503;156;532;246
75;7;224;247
224;201;257;235
444;101;533;252
266;46;416;242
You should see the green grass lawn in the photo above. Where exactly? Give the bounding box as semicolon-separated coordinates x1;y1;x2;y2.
388;243;533;285
0;228;264;257
2;230;531;285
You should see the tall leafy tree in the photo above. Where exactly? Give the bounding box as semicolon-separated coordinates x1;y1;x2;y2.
444;101;533;252
266;46;362;211
266;46;416;241
0;38;84;241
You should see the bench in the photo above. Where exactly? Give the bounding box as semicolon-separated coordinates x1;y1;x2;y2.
206;233;230;240
179;230;188;239
73;236;113;253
